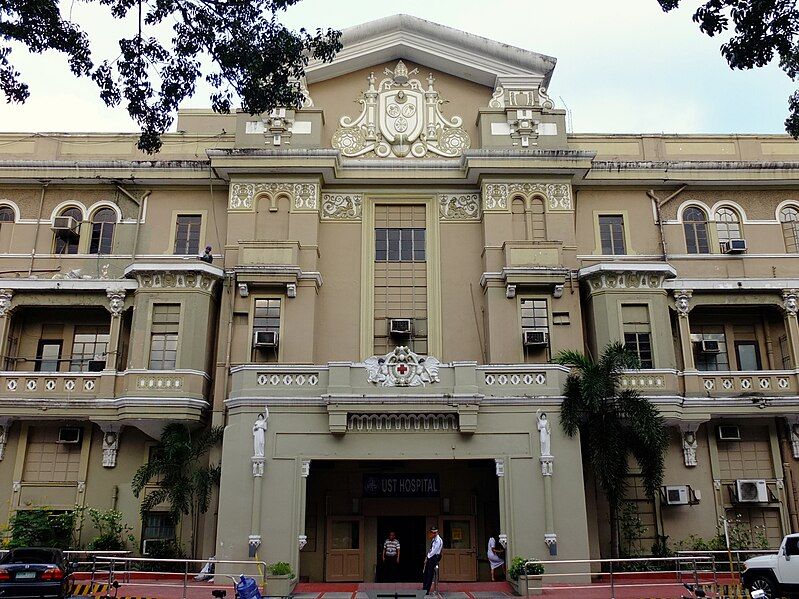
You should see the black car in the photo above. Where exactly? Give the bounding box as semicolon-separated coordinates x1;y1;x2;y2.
0;548;73;599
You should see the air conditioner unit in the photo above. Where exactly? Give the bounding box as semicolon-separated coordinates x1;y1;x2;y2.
87;359;106;372
389;318;412;336
736;479;769;503
523;330;549;347
699;340;721;354
718;425;741;441
57;427;82;444
51;216;79;232
663;485;691;506
721;239;748;254
253;330;278;348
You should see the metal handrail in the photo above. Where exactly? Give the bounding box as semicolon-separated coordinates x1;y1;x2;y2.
520;555;723;599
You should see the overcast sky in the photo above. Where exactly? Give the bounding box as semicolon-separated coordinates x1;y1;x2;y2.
0;0;794;135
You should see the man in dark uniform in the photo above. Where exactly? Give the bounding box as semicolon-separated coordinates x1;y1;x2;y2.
422;526;442;595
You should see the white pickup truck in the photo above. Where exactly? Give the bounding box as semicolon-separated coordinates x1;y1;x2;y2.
742;534;799;598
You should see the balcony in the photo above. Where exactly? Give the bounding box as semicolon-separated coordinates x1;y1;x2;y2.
0;369;210;422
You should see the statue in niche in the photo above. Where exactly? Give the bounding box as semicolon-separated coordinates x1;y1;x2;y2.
682;429;698;467
253;409;269;458
536;410;551;457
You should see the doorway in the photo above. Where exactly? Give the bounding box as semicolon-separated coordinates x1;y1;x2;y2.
375;516;425;582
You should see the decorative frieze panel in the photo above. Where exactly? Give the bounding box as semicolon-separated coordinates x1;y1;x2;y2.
620;374;666;389
332;61;471;158
481;182;572;212
5;375;99;394
136;272;216;292
364;346;441;387
586;272;669;292
256;373;319;386
228;182;320;211
347;413;458;432
321;194;362;221
438;194;480;221
137;376;184;390
484;372;547;386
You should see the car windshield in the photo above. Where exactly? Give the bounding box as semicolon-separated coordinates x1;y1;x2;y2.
1;549;61;565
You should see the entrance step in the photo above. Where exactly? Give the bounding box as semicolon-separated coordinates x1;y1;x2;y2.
290;583;514;599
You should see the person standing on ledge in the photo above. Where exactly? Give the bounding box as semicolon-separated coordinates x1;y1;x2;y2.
422;526;443;595
382;531;400;582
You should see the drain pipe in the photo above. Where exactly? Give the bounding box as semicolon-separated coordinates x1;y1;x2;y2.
27;182;49;276
646;185;687;260
115;185;151;261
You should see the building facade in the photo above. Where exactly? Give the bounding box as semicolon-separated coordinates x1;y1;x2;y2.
0;13;798;583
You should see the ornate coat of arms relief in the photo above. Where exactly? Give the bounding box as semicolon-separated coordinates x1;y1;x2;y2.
363;346;441;387
332;61;471;158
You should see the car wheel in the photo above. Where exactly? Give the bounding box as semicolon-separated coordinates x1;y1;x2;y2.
749;575;778;599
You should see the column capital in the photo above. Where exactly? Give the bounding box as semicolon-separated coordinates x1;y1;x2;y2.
106;287;127;315
301;460;311;478
673;289;693;316
494;458;505;477
0;289;14;317
783;289;799;317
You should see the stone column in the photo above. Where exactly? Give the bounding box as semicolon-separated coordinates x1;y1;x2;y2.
249;454;265;558
0;289;14;369
105;288;126;371
541;455;556;555
298;460;311;556
495;458;509;557
782;289;799;368
673;290;695;370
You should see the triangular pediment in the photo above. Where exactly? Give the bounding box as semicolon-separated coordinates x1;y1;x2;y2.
305;14;557;89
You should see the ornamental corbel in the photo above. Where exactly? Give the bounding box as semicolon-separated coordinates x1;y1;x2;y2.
301;460;311;478
0;417;13;461
498;533;508;549
673;289;693;317
679;423;699;467
783;289;799;317
0;289;13;317
106;287;126;316
100;424;122;468
494;458;505;477
248;535;261;557
787;416;799;459
298;534;308;551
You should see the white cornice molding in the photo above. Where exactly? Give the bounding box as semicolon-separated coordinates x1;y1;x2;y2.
124;262;224;279
0;278;137;291
663;278;799;290
305;14;556;88
577;263;677;280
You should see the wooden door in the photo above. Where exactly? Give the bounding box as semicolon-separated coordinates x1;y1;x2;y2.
438;516;477;581
325;517;364;582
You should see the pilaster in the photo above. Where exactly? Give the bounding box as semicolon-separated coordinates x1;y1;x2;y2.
673;289;695;370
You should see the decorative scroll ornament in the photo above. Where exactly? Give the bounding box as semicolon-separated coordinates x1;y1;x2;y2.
363;346;441;387
228;182;319;210
438;194;480;221
321;194;362;220
0;289;13;317
332;61;471;158
348;413;457;432
481;182;573;211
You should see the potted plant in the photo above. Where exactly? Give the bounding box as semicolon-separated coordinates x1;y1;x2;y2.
265;562;297;598
509;556;544;596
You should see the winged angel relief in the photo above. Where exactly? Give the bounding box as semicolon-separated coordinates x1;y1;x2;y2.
363;346;441;387
332;61;471;158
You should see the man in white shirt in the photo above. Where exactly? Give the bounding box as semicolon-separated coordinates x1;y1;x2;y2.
422;526;443;595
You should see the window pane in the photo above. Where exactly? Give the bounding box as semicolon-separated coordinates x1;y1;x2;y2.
0;207;14;222
174;215;201;255
736;343;761;371
37;342;62;372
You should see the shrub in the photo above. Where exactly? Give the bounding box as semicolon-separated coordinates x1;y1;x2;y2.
508;556;544;580
139;540;186;572
86;508;135;551
7;509;77;549
267;562;294;577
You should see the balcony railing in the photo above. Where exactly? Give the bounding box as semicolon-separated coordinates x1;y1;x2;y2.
620;369;799;398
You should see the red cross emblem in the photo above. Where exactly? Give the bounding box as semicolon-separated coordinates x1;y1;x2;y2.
396;364;409;375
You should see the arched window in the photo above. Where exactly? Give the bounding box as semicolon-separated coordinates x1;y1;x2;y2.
530;197;546;240
89;208;116;254
54;207;82;254
511;197;527;240
780;206;799;253
683;206;710;254
715;206;742;247
0;206;15;223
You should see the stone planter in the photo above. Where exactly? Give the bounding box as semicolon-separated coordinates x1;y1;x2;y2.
264;574;297;598
511;575;542;596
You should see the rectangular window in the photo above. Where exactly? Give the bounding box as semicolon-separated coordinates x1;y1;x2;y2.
599;215;626;255
735;341;762;371
173;215;202;255
520;299;549;333
149;304;180;370
70;326;110;372
375;228;426;262
36;340;62;372
622;304;653;368
691;328;729;371
253;298;281;361
142;512;176;541
779;334;792;369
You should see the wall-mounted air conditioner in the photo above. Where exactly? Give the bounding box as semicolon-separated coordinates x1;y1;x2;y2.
736;479;769;503
51;216;79;232
523;330;548;347
57;427;82;444
699;340;721;354
663;485;691;506
253;330;278;348
389;318;412;336
721;239;747;254
718;425;741;441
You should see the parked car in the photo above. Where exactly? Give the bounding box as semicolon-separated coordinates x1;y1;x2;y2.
0;548;73;599
742;533;799;599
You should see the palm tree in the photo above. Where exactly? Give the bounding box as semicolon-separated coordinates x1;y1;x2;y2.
132;423;224;558
556;342;668;559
